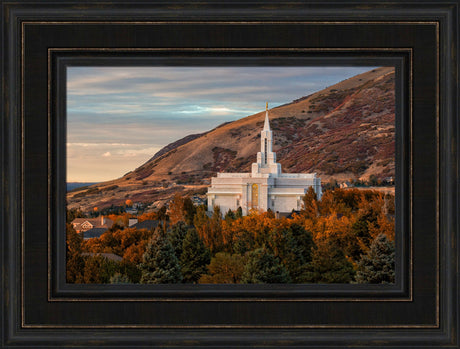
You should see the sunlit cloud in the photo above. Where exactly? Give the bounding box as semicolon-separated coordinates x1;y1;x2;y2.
178;105;254;116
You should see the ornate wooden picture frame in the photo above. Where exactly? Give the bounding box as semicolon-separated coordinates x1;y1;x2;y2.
1;1;458;348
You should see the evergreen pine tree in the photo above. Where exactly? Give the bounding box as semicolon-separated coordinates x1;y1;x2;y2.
139;228;183;284
356;234;395;283
183;197;196;226
303;242;355;283
235;207;243;219
167;221;189;259
66;223;85;283
290;223;315;264
110;273;131;284
266;224;315;283
241;247;290;284
180;228;211;283
224;208;235;222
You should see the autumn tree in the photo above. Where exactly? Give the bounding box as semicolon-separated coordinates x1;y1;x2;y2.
301;187;320;219
180;228;211;283
194;205;223;253
194;205;210;241
347;192;386;261
138;228;182;284
209;206;224;252
70;188;394;285
265;208;275;219
385;193;395;215
82;255;120;284
328;188;364;213
168;194;196;226
82;255;106;283
368;212;395;242
356;234;395;284
168;193;186;225
225;211;272;255
137;211;157;222
241;247;290;284
199;253;245;284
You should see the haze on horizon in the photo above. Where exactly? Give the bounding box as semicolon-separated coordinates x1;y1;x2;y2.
67;66;377;182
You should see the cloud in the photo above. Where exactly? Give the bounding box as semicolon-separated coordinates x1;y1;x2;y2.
67;66;379;181
178;105;254;116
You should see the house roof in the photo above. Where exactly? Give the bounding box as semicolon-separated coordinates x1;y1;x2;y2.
71;218;92;224
81;252;123;262
71;217;113;229
83;227;108;239
132;220;160;231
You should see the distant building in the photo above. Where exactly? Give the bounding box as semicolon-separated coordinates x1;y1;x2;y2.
384;177;394;184
339;181;352;188
128;218;138;227
191;196;206;206
71;215;113;234
207;104;321;216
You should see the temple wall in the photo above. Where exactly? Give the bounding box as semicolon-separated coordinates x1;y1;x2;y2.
271;195;300;213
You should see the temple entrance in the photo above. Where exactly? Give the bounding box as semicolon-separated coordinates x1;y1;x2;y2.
251;183;259;209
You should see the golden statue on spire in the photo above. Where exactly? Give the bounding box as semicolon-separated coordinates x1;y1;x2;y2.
266;102;268;110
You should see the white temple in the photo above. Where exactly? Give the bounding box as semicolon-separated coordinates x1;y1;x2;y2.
207;103;321;216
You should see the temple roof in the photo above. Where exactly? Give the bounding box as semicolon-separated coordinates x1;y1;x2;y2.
263;103;271;131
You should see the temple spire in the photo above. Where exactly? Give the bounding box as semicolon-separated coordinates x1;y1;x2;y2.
263;102;270;131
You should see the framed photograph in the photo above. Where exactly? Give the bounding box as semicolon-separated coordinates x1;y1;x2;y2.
1;1;458;348
64;64;398;289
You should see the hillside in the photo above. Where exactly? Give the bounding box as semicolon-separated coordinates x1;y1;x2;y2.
67;67;395;212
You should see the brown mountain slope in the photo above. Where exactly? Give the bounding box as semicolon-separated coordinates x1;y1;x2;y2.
67;67;395;212
132;66;394;181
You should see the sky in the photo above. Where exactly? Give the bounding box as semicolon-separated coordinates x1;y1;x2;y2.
67;66;377;182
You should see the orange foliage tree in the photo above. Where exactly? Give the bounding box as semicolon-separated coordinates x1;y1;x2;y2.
73;188;395;285
168;193;186;225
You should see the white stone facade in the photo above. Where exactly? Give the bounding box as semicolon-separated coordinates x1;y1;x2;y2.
207;105;321;216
